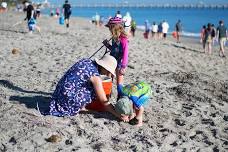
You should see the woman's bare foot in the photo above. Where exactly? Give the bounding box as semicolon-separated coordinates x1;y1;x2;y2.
80;106;88;112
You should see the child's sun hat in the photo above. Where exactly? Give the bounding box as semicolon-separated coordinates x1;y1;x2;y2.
105;17;123;27
115;96;133;115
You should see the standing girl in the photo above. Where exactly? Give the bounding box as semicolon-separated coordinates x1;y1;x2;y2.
200;25;206;43
103;17;129;97
144;20;150;39
203;23;213;54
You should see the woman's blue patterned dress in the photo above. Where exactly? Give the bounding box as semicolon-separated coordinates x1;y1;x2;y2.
49;59;99;116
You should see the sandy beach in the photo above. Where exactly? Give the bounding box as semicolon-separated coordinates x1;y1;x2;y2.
0;12;228;152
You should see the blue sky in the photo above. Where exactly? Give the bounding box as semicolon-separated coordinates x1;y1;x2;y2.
35;0;228;5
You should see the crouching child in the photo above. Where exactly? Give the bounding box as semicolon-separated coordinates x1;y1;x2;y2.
115;81;152;127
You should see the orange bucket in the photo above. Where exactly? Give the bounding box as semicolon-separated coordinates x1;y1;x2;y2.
172;31;177;38
85;76;112;112
143;32;149;39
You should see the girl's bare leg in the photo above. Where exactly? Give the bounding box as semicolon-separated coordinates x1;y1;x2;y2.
135;106;144;127
116;69;124;85
36;26;41;33
208;43;212;54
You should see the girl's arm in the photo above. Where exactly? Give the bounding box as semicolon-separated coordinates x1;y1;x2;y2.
102;39;112;50
120;36;129;68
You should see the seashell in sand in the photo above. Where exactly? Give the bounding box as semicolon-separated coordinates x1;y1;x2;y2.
46;135;62;143
12;48;20;55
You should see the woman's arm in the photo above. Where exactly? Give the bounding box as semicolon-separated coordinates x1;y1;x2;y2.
90;76;121;119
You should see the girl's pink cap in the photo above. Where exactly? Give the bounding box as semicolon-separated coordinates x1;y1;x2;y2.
105;17;123;27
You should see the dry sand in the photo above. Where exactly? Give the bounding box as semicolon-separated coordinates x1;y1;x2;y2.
0;12;228;152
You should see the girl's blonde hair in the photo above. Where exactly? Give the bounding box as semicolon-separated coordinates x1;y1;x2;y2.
109;24;128;42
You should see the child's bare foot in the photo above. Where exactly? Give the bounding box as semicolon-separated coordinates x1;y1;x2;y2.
129;113;136;120
136;118;143;127
129;117;142;127
136;122;143;127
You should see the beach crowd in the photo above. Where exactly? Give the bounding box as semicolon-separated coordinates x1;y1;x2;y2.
200;21;227;57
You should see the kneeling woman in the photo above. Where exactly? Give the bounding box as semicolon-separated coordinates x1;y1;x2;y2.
49;55;122;119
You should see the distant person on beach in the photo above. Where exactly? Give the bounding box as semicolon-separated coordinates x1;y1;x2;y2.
1;2;7;8
115;10;122;19
115;81;152;127
24;2;34;21
144;20;150;39
103;17;129;97
200;25;206;43
63;0;71;28
151;22;158;39
158;22;163;39
211;24;216;45
94;12;100;27
36;4;41;18
1;2;7;12
50;9;54;17
48;55;127;121
175;20;182;43
24;2;40;33
130;20;136;37
217;20;227;57
100;16;105;26
56;8;60;17
203;23;213;54
32;4;38;19
16;3;23;12
123;12;132;36
23;2;28;12
162;20;169;39
27;17;40;33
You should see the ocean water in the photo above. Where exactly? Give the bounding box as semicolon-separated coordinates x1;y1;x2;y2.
43;7;228;37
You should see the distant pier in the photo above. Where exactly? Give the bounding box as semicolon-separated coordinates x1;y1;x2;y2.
49;4;228;9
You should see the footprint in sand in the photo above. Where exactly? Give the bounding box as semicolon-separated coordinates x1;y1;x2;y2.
174;119;186;126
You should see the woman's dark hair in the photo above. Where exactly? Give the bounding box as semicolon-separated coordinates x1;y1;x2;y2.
203;25;206;29
207;23;212;31
219;20;223;25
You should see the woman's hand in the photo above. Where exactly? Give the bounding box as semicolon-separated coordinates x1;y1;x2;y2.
120;114;130;122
